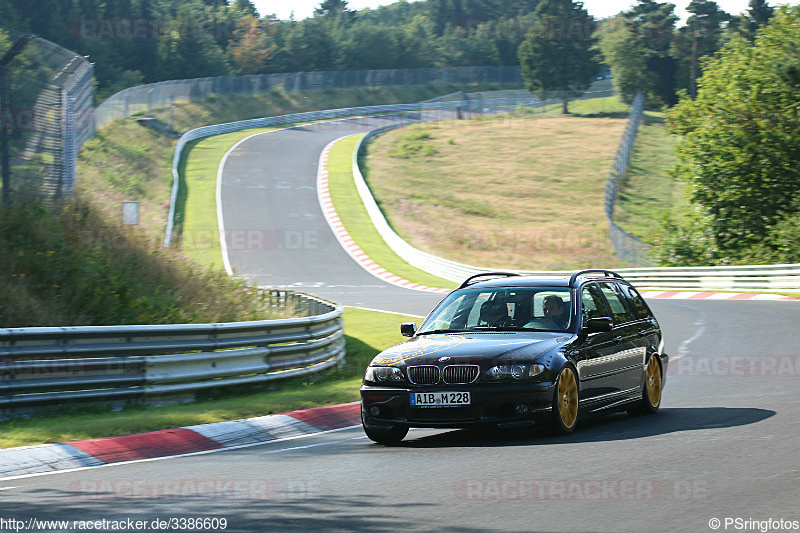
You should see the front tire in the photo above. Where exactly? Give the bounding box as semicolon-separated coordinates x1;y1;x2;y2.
362;413;408;444
551;366;579;434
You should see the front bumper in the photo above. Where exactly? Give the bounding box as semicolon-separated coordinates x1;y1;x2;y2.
360;382;556;429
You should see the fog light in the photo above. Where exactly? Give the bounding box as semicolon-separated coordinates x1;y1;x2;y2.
369;405;381;417
514;403;530;415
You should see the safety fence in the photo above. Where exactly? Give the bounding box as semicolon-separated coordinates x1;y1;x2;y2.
0;29;94;202
604;93;650;266
0;291;343;412
95;66;523;130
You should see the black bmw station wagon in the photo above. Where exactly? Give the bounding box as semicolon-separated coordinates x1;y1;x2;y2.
360;270;668;444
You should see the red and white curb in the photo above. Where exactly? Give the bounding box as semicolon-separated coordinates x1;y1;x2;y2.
317;136;449;294
0;403;362;480
639;291;795;301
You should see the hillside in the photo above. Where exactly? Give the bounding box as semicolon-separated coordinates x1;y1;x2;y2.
0;83;518;327
363;98;633;271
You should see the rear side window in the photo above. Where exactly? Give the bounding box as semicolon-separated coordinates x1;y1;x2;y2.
598;282;636;325
580;284;609;322
617;283;652;320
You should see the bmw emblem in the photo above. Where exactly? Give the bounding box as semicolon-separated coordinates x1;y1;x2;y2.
439;356;451;362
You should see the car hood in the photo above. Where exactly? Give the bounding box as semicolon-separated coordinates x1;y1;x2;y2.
370;332;573;368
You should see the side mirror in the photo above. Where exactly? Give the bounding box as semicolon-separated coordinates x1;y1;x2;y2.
400;322;417;337
584;317;612;333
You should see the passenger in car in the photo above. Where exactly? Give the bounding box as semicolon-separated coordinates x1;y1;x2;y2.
526;295;568;330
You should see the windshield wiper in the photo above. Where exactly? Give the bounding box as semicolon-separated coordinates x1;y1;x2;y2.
416;329;470;335
470;326;532;331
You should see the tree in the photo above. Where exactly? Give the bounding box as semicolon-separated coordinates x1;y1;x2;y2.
227;15;275;74
623;0;679;105
597;1;680;106
517;0;599;113
232;0;258;18
672;0;731;98
664;6;800;264
315;0;354;18
597;17;657;103
727;0;774;42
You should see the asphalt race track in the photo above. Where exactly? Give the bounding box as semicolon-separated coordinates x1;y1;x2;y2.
217;115;445;316
2;120;799;533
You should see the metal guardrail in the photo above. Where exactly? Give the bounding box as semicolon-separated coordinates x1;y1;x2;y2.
0;291;344;409
617;264;800;291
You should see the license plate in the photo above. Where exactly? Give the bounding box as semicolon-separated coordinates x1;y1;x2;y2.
410;391;471;408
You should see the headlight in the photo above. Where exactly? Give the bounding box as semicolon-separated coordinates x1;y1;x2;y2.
485;364;546;381
364;366;405;383
528;364;545;377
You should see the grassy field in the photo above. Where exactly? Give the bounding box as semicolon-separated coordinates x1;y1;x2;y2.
363;98;632;271
0;307;415;448
613;112;688;239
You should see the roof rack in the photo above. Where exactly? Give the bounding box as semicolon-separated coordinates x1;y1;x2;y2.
568;269;623;286
457;272;521;289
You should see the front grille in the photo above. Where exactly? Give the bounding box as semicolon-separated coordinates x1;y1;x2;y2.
407;365;440;385
443;365;479;384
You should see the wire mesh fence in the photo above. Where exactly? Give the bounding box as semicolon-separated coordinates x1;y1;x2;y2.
604;92;651;266
0;28;94;203
95;66;523;130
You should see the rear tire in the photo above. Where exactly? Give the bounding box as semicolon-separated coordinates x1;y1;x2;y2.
629;355;662;415
551;366;579;434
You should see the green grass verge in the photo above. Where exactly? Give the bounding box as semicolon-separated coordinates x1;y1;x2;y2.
614;112;687;239
326;135;455;289
176;127;277;269
0;307;414;449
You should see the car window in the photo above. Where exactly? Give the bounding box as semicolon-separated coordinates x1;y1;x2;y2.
581;284;609;322
599;282;636;324
418;287;572;333
617;283;652;320
527;290;572;331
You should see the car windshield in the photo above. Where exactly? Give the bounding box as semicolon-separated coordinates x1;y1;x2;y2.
418;287;573;334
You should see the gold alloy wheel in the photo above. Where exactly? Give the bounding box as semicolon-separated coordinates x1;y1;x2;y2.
646;356;662;407
557;367;579;429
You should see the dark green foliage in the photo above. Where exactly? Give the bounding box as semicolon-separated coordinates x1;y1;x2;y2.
1;0;547;97
0;202;282;327
517;0;599;113
597;1;679;107
662;7;800;265
672;0;732;97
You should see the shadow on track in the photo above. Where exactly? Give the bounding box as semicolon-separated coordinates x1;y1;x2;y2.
385;406;775;448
